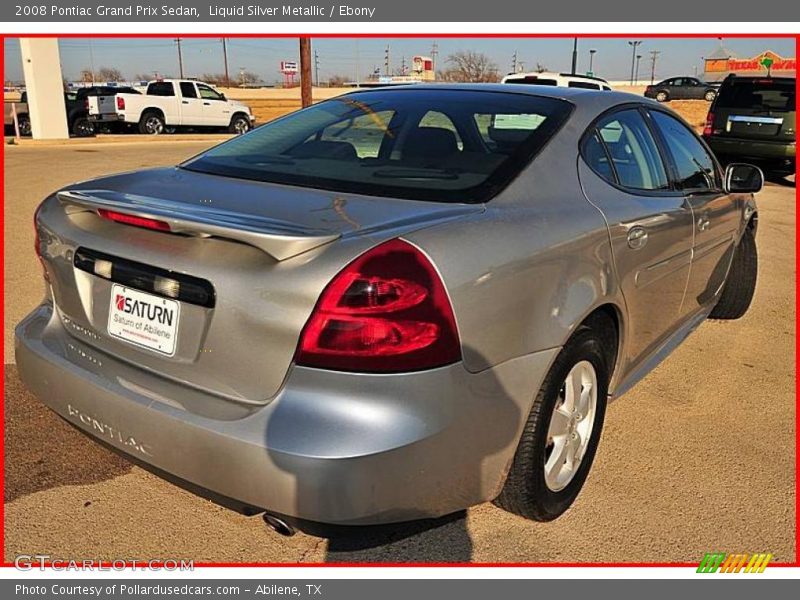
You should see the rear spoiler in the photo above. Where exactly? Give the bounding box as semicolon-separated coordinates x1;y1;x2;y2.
57;189;340;261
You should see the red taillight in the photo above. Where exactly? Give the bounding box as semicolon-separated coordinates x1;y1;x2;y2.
116;96;125;110
97;209;171;232
296;239;461;372
703;111;714;137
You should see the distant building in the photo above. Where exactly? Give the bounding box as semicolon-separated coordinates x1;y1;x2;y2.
703;43;796;82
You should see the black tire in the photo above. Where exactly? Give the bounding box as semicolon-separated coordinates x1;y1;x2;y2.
138;111;165;135
494;314;613;521
17;114;31;136
655;91;669;102
704;90;717;102
229;114;251;135
71;116;95;137
709;227;757;319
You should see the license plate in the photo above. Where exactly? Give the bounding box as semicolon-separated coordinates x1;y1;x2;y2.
108;284;180;356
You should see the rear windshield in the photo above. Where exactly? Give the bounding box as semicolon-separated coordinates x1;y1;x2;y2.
716;79;795;111
183;89;572;203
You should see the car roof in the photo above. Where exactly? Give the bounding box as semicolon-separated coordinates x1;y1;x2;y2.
340;82;651;111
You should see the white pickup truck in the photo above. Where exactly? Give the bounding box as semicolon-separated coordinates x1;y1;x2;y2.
88;79;255;135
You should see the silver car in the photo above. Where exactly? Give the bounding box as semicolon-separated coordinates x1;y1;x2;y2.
16;85;762;534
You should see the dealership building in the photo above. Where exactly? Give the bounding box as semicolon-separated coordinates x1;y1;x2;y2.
703;45;796;82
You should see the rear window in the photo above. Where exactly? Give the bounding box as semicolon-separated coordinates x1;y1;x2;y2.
183;89;572;203
716;79;795;111
506;77;558;86
147;82;175;97
568;81;602;90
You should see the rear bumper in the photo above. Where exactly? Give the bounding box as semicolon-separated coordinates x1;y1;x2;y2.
707;136;795;164
15;302;556;526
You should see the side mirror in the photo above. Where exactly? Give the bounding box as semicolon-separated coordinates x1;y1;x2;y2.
220;93;227;101
724;163;764;194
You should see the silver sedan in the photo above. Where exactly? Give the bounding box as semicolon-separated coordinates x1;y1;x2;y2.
16;84;761;534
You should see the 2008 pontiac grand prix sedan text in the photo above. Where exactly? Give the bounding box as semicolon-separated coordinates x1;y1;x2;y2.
16;85;762;534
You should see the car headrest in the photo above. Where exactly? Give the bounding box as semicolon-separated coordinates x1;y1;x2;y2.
403;127;459;158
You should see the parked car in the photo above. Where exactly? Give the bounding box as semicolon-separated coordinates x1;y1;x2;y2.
502;71;612;90
703;75;796;176
17;85;762;535
3;86;140;137
88;79;255;134
645;77;718;102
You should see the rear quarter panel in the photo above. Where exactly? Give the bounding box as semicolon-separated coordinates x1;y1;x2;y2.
405;119;625;373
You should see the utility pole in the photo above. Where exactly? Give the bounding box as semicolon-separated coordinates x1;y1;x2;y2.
628;40;642;85
314;49;320;87
431;41;439;72
512;50;518;73
299;37;312;108
571;37;578;75
635;54;642;84
649;50;661;84
175;37;184;79
221;38;230;87
401;56;407;76
589;49;597;74
384;43;390;76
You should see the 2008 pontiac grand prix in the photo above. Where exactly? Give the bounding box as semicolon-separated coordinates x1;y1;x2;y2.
16;85;762;535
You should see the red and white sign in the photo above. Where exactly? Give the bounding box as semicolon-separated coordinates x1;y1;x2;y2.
280;61;298;74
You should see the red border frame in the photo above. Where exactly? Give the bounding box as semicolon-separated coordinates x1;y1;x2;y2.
1;32;797;570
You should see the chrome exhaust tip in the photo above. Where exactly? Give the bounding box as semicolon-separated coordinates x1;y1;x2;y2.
263;513;296;537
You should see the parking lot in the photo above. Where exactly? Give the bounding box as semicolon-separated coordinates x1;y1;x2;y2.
3;133;796;563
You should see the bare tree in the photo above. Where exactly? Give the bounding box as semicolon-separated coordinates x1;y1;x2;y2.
535;62;548;73
132;73;153;81
95;67;123;82
326;74;349;87
439;51;500;83
200;73;228;86
79;69;94;83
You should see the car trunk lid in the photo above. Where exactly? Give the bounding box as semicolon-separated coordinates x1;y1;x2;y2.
38;167;481;403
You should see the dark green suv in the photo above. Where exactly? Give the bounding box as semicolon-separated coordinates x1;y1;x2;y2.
703;75;795;175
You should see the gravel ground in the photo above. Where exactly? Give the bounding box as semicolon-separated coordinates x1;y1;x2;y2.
3;140;795;564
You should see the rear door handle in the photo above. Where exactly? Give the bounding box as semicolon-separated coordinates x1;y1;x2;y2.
181;100;189;104
627;226;648;249
203;102;211;106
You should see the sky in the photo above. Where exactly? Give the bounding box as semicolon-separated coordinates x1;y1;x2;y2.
3;37;795;85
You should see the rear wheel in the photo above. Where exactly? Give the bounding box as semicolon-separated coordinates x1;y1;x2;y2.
494;317;612;521
17;114;31;136
655;91;669;102
71;116;95;137
709;227;757;319
704;90;717;102
138;111;165;135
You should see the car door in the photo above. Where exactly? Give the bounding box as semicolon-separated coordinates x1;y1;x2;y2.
579;107;695;365
648;109;741;313
178;81;204;125
669;78;688;99
686;78;705;100
196;83;231;127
